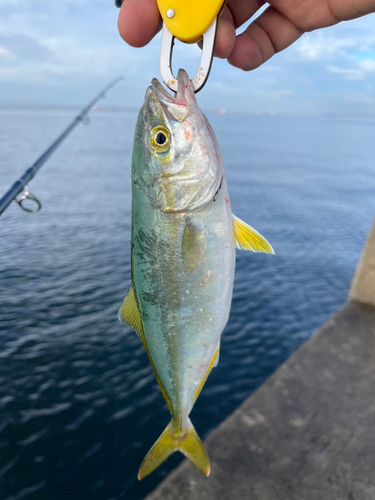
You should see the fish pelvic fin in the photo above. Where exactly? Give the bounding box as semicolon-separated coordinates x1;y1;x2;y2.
138;417;210;480
233;214;274;254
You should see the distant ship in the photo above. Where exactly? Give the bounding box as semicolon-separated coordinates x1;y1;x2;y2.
214;108;227;115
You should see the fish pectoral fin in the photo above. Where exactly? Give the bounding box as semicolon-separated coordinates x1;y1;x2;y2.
233;215;274;254
118;284;144;339
182;218;207;273
138;417;210;480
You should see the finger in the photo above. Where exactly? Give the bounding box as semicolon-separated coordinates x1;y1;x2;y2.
329;0;375;22
226;0;266;29
214;6;236;59
228;6;303;71
118;0;162;48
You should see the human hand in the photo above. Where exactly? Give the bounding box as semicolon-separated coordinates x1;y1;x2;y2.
118;0;375;71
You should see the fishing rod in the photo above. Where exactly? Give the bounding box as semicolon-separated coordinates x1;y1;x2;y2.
0;76;124;217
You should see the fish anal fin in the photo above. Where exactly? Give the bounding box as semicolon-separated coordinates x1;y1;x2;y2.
118;284;144;340
182;218;207;273
233;215;274;254
118;284;173;414
192;344;220;406
138;417;210;480
212;344;220;367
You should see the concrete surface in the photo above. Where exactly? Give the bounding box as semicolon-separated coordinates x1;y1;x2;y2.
350;217;375;306
145;300;375;500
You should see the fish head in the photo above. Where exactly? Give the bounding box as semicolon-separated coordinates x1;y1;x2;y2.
132;69;223;213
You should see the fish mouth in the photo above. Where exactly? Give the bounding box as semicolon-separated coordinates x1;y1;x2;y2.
147;69;197;123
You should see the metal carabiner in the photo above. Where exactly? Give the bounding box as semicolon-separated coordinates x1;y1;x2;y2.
15;186;42;213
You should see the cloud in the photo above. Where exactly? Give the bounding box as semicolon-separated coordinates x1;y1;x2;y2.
293;16;375;66
268;89;293;100
0;37;145;84
359;59;375;71
327;65;365;80
0;34;52;62
295;33;357;61
0;46;11;57
328;58;375;80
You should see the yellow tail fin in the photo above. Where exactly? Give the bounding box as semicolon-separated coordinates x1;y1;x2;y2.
138;418;210;480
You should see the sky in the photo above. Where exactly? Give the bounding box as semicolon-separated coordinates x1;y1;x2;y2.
0;0;375;115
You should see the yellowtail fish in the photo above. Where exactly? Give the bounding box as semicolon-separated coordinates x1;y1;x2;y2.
118;69;274;480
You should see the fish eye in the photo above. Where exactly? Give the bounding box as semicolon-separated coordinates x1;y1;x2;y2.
150;126;170;153
155;131;166;144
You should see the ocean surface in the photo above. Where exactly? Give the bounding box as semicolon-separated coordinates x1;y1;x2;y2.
0;106;374;500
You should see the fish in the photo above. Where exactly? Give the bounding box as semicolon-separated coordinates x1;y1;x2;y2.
118;69;274;480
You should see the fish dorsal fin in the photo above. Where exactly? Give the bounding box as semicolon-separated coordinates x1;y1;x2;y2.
182;217;207;273
233;215;274;254
118;284;144;338
118;284;173;414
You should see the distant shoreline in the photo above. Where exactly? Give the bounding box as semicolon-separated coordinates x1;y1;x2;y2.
1;104;375;119
0;103;375;120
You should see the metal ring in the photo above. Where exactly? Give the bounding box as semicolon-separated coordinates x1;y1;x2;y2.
15;188;42;213
79;115;91;125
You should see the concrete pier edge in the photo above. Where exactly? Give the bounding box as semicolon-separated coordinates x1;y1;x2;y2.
350;216;375;306
145;216;375;500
